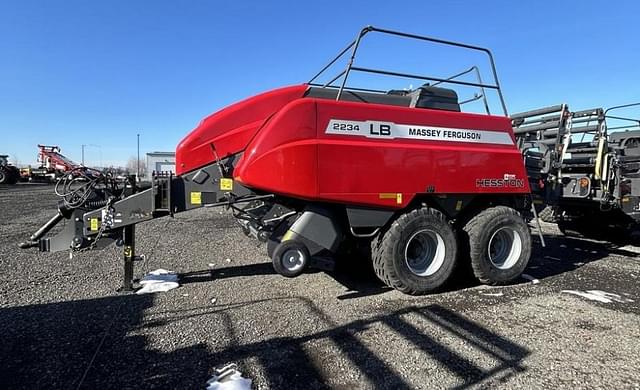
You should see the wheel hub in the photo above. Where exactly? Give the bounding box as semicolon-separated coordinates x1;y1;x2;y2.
404;229;446;276
282;248;305;272
488;227;522;269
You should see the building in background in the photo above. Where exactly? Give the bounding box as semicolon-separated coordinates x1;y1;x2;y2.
146;151;175;177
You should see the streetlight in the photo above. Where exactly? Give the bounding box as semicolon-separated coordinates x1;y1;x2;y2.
137;133;140;180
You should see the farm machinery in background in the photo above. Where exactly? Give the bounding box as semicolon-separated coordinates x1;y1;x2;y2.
0;155;21;184
20;145;80;183
17;26;639;296
514;102;640;240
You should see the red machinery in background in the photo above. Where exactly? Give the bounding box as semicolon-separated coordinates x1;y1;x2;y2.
21;145;80;182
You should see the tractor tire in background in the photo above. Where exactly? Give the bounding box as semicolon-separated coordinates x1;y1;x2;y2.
0;167;18;185
371;207;458;295
463;206;531;285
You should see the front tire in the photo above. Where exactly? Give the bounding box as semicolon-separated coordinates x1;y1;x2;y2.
272;240;310;278
371;207;458;295
463;206;531;285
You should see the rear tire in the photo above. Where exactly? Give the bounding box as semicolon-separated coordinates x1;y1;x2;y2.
371;207;458;295
0;169;6;184
463;206;531;285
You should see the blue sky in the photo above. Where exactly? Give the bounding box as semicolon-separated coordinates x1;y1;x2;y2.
1;1;638;166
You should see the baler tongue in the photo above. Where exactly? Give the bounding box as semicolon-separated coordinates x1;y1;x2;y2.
18;160;278;290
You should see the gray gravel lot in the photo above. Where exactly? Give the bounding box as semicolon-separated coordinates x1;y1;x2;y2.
1;184;639;389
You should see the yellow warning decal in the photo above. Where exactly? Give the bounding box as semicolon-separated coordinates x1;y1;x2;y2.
190;191;202;205
220;178;233;191
123;246;132;257
282;229;294;242
90;218;99;231
455;200;463;211
379;193;403;204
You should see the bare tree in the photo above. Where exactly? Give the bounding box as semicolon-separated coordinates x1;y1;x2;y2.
126;156;147;178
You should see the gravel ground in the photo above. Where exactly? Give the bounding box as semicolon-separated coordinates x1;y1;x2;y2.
1;184;639;389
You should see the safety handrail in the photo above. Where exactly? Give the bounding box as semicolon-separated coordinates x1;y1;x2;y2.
309;26;508;116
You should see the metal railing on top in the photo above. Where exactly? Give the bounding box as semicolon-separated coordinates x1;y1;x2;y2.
605;102;640;131
308;26;508;116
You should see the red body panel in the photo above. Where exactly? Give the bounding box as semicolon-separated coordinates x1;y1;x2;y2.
233;99;319;198
177;85;530;209
175;84;308;175
313;100;529;208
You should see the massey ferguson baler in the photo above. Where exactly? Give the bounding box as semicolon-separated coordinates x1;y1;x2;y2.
19;27;535;295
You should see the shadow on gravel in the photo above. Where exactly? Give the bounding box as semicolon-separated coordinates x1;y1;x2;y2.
178;262;323;286
0;292;530;389
206;299;530;389
0;293;218;389
524;234;639;280
179;262;277;285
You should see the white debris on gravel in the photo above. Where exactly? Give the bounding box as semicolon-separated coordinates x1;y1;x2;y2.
480;291;504;297
136;269;180;295
206;364;251;390
618;245;640;254
521;274;540;284
562;290;635;303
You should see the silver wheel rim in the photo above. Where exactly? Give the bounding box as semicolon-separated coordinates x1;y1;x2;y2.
404;229;446;276
282;248;305;272
488;227;522;269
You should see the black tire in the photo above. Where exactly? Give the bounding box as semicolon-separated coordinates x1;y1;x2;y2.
272;240;310;278
371;207;458;295
0;167;16;184
463;206;531;285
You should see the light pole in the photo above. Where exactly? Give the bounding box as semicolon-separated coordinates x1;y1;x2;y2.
137;133;140;180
